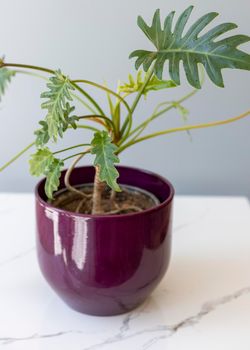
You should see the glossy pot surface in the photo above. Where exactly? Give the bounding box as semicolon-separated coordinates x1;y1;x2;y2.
35;165;174;316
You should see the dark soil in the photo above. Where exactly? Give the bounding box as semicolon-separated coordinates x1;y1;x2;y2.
50;184;159;215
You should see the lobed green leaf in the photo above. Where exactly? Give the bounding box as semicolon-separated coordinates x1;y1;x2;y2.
29;148;64;199
44;159;64;199
130;6;250;88
0;67;15;101
91;131;121;192
41;70;75;142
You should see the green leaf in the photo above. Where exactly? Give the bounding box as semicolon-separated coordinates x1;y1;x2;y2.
91;131;121;191
119;70;176;96
45;159;64;199
130;7;250;88
34;121;50;147
29;148;54;176
0;67;15;101
41;70;75;141
29;148;63;199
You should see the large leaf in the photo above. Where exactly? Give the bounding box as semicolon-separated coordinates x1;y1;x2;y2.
29;148;64;199
0;67;15;101
119;70;176;96
41;70;75;141
91;131;121;191
130;6;250;88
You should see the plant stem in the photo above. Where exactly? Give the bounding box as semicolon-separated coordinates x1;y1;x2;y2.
73;79;131;115
64;151;91;199
3;63;104;116
78;115;115;130
127;88;198;140
62;152;89;162
70;82;105;116
72;93;96;114
120;65;155;138
0;142;35;172
53;144;90;155
15;69;97;114
73;124;100;132
3;63;54;74
91;165;105;214
118;110;250;153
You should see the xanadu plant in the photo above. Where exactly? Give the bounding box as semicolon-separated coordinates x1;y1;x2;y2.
0;6;250;214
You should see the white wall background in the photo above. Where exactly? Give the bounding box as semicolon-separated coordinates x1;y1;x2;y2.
0;0;249;195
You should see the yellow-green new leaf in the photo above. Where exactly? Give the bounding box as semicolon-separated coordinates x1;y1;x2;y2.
119;71;176;95
91;131;121;192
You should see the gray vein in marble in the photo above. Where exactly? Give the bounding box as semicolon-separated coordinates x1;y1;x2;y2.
82;285;250;350
0;247;34;268
0;330;85;345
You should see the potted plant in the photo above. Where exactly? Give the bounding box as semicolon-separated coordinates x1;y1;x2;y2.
0;6;249;316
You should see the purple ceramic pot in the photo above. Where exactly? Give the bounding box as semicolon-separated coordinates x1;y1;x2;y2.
35;165;174;316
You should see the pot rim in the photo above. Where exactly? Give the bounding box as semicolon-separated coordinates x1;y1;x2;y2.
35;165;175;219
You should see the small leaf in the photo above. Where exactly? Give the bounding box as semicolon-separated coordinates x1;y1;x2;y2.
91;131;121;192
34;121;50;147
130;7;250;88
29;148;63;199
119;71;176;95
0;67;15;101
45;159;64;199
29;148;54;176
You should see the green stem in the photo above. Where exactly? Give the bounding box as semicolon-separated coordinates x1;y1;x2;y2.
128;88;198;139
3;63;54;74
118;110;250;154
73;79;131;115
53;143;90;155
3;63;104;116
78;115;115;130
72;124;100;132
70;82;105;116
14;70;97;114
0;142;35;172
63;151;90;162
72;93;96;114
120;65;155;138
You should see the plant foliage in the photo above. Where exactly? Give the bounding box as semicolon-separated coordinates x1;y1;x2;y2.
119;71;176;96
41;70;75;141
0;67;15;101
29;148;64;199
130;6;250;88
91;131;121;191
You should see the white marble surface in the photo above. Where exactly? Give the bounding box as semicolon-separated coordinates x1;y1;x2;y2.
0;194;250;350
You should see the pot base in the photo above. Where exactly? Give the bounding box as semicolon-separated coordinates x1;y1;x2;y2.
62;294;147;316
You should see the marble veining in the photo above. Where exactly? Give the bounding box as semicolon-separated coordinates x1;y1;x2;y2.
0;330;86;346
81;285;250;350
0;247;34;268
1;195;250;350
